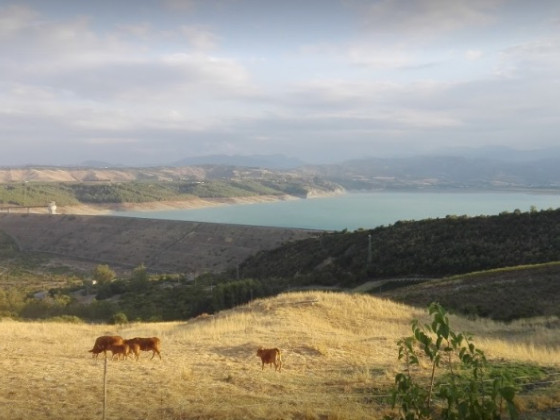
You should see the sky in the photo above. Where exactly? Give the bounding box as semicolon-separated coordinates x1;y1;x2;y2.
1;0;559;166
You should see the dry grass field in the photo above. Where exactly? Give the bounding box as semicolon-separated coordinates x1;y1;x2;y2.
0;291;559;420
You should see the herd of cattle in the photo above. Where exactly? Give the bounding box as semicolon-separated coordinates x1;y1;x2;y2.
89;335;162;360
89;336;283;372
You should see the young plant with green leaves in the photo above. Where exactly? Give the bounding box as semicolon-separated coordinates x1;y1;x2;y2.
386;302;517;420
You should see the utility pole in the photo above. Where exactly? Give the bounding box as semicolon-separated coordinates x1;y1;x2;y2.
367;234;372;268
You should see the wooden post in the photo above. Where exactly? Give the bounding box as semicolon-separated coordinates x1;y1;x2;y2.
103;355;108;420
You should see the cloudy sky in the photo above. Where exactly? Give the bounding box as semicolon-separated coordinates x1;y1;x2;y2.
1;0;559;166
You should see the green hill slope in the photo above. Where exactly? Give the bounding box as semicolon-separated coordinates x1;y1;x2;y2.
237;208;560;287
376;263;560;321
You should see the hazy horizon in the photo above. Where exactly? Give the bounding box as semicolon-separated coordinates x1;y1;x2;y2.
1;1;559;167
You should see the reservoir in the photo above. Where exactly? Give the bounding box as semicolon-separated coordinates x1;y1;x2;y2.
113;191;560;231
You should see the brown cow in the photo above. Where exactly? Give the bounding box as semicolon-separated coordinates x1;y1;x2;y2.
108;343;130;360
256;347;282;372
124;339;141;360
89;335;124;359
125;337;161;360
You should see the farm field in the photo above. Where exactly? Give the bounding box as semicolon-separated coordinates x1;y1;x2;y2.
0;291;559;419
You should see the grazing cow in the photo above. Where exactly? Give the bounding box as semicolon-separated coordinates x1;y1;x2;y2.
124;339;141;360
256;347;282;372
108;343;130;360
125;337;161;360
89;335;124;359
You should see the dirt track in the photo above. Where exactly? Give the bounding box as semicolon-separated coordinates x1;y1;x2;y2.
0;213;320;275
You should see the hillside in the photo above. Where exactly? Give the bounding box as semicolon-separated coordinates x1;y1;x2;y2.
2;208;560;323
0;291;558;419
0;213;319;275
374;263;560;322
238;208;560;287
0;166;231;183
0;166;343;212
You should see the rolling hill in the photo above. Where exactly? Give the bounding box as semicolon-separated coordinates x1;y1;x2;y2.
0;291;558;419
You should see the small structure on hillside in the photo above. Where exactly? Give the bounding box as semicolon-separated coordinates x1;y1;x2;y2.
48;201;57;214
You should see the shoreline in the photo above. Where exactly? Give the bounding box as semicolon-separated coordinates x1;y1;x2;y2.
59;190;345;216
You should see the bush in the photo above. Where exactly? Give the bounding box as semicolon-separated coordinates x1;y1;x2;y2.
110;312;128;325
92;264;116;285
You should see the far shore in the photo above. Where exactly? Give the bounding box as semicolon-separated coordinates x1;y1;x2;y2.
58;190;345;216
60;195;296;215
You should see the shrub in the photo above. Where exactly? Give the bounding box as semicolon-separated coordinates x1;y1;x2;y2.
92;264;115;285
385;302;517;420
110;312;128;325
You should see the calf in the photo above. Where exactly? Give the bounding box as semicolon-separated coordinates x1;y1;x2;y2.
109;343;130;360
89;335;124;359
256;347;282;372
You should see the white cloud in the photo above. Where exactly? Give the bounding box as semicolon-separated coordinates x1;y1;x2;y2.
84;137;139;145
347;45;415;69
162;0;197;12
465;49;483;61
496;37;560;78
115;23;155;39
359;0;503;38
0;4;37;38
180;25;220;50
1;0;559;165
0;4;257;115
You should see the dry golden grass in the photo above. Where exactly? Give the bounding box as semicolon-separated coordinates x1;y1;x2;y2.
0;291;558;419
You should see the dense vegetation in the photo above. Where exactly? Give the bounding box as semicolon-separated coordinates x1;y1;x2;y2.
0;182;79;206
1;207;560;323
0;176;338;207
237;208;560;287
0;265;279;323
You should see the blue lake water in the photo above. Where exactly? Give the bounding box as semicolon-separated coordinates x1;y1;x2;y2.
113;191;560;231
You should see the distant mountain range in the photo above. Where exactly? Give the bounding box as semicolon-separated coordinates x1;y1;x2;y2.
301;155;560;190
436;146;560;162
171;153;306;169
7;147;560;190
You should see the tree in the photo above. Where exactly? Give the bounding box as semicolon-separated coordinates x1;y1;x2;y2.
92;264;115;285
130;264;149;292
